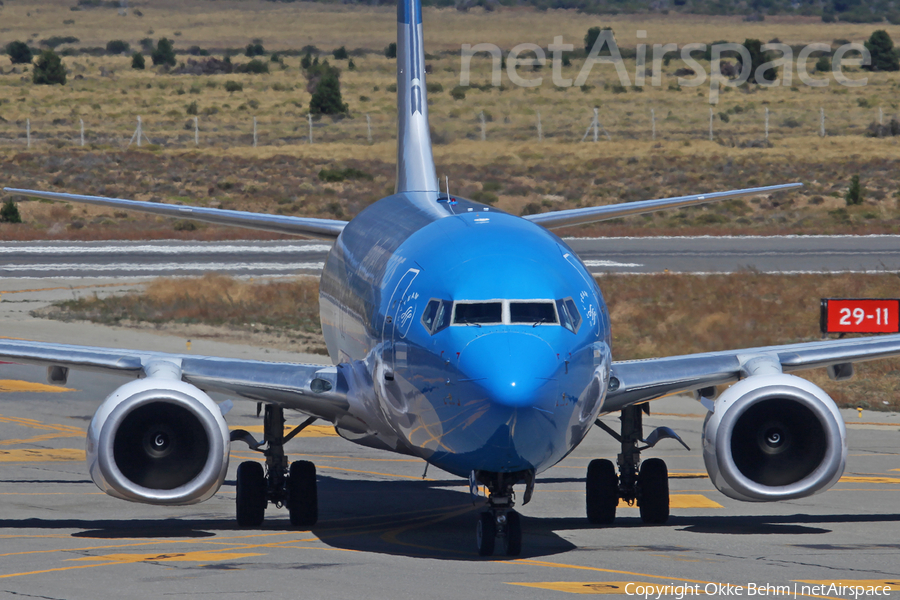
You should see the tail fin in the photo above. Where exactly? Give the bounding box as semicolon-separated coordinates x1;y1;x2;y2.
395;0;439;193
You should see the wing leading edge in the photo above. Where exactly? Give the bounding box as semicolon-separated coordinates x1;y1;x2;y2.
3;188;347;240
0;339;349;422
604;333;900;412
525;183;803;230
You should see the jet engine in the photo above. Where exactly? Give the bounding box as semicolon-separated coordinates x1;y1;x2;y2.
86;378;230;505
702;373;846;502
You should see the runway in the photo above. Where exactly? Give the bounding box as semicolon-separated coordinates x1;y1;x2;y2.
2;235;900;278
2;362;900;599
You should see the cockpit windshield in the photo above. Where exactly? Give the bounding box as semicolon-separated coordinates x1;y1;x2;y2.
454;302;502;325
509;302;557;325
422;298;582;334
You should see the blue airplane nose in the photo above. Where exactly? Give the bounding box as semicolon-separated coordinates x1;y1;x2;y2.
457;332;560;408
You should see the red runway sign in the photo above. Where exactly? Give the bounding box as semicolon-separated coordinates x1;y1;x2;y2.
820;298;900;334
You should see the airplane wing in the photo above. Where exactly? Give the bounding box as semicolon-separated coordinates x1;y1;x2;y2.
0;338;349;422
3;188;348;240
524;183;802;230
604;333;900;412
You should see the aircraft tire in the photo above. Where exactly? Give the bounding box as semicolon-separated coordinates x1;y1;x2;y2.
287;460;318;527
586;458;618;524
476;512;496;556
236;461;266;527
638;458;669;524
505;511;522;556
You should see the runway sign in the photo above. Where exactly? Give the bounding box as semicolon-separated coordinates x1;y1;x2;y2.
820;298;900;334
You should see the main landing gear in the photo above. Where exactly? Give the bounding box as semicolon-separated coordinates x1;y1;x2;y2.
587;404;689;525
231;404;319;528
471;470;534;557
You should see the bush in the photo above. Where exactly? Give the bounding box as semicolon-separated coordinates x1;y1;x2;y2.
309;71;348;115
426;82;443;93
739;38;777;84
385;42;397;59
846;175;865;205
131;52;145;70
318;167;372;182
237;59;269;74
106;40;130;54
186;101;199;115
0;199;22;224
301;52;313;69
6;41;33;64
816;55;831;72
333;46;349;60
32;50;67;85
864;30;900;72
41;36;79;50
224;80;243;93
245;42;265;57
450;85;467;100
151;38;176;67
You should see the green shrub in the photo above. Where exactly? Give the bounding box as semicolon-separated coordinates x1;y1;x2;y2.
245;42;266;57
426;82;443;93
846;175;865;205
0;199;22;224
864;30;900;72
6;41;33;64
41;36;79;50
318;167;372;182
186;101;199;115
309;71;348;115
385;42;397;58
333;46;349;60
106;40;130;54
238;59;269;74
450;85;467;100
816;55;831;72
151;38;176;67
131;52;145;69
224;80;243;93
32;50;67;85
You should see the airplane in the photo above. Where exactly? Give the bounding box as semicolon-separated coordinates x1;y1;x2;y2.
4;0;900;558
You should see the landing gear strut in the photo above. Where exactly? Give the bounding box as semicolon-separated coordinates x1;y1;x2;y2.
471;470;532;557
587;404;673;525
231;404;318;528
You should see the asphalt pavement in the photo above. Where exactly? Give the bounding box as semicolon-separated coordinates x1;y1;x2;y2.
3;235;900;278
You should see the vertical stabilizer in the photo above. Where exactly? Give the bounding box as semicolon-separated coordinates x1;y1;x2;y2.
395;0;439;193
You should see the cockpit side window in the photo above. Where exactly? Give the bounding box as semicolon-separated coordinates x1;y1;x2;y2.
557;297;583;334
453;302;502;325
509;301;558;325
422;299;453;334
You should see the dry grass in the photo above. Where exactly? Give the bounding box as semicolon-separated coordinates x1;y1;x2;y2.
3;0;899;51
41;271;900;410
41;273;326;352
2;1;900;239
602;271;900;410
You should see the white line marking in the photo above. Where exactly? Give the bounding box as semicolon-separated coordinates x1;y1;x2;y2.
0;244;331;255
0;262;325;272
582;260;643;268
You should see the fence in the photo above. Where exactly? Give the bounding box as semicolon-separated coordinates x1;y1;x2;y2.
1;104;892;150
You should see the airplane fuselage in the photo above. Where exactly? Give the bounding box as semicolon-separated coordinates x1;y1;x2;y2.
319;192;612;477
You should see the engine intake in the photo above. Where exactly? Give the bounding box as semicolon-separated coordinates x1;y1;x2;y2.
702;373;846;502
87;379;230;505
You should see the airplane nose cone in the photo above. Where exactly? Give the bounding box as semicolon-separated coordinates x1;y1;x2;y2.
457;332;560;407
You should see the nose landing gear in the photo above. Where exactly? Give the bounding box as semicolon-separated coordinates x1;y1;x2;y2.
471;470;531;556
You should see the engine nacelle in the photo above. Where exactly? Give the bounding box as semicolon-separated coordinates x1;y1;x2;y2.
702;373;846;502
86;378;230;505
